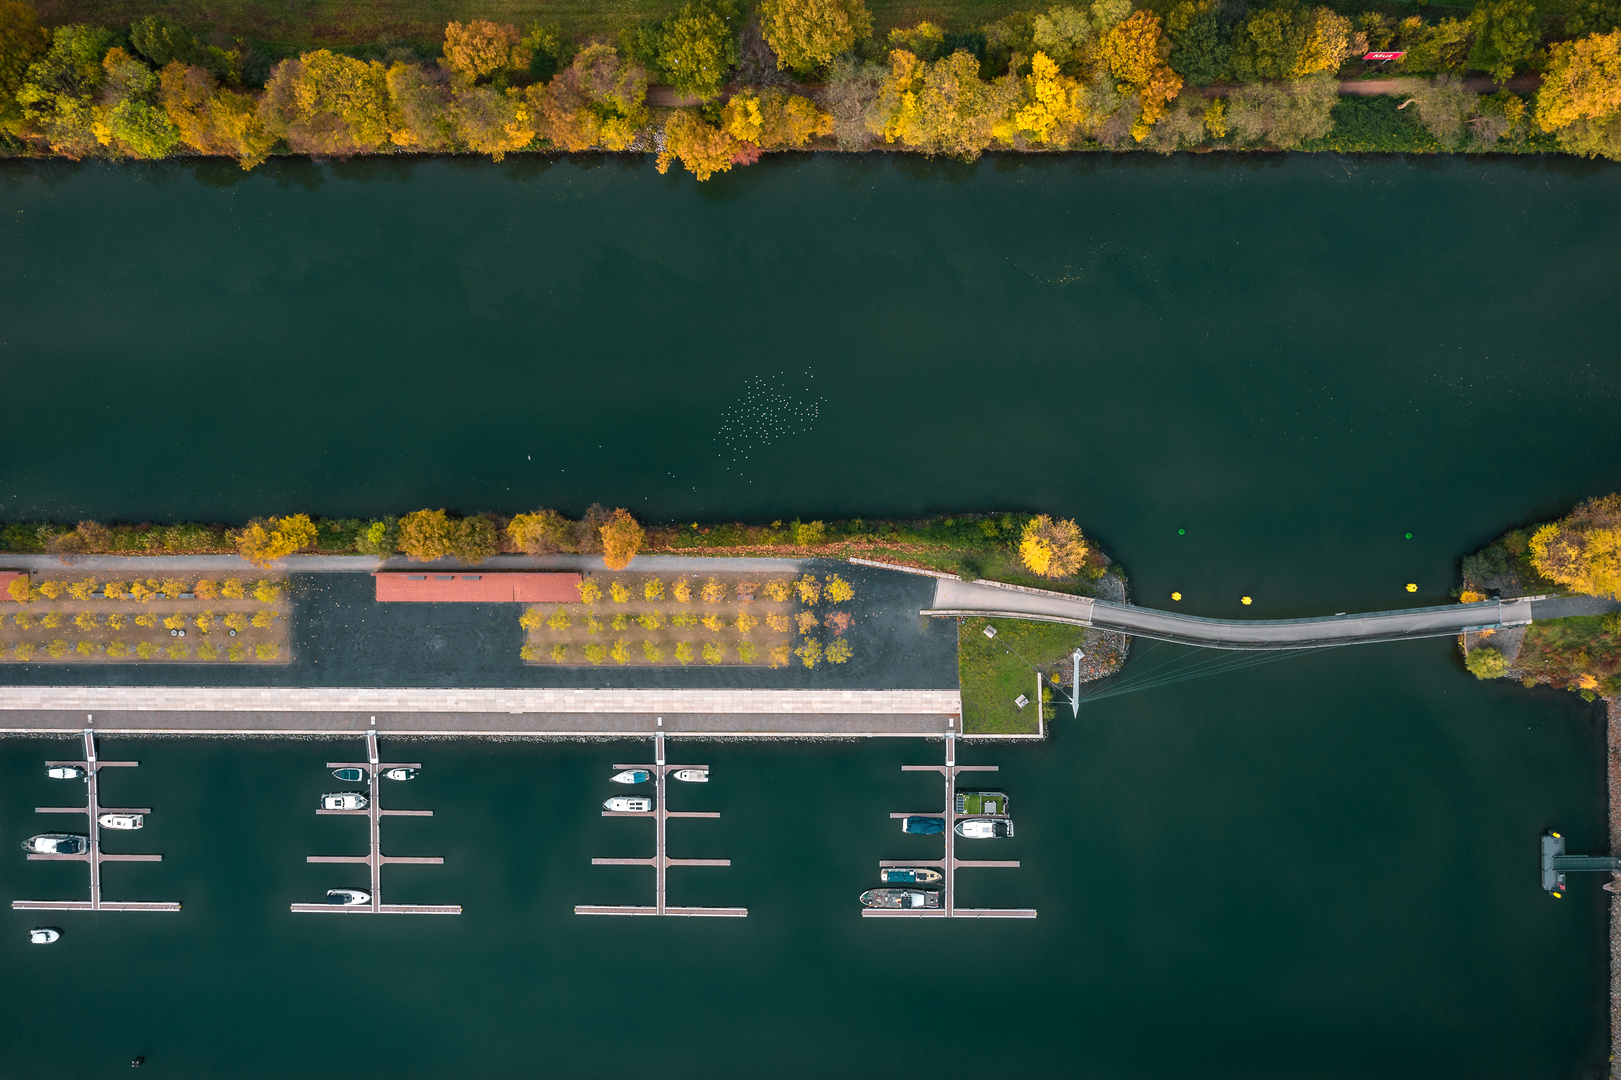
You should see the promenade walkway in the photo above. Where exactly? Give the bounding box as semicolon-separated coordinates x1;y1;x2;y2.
925;578;1620;651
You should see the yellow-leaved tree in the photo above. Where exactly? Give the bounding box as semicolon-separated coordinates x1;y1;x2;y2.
235;514;318;569
599;509;645;571
658;109;743;179
1529;493;1621;598
1536;29;1621;160
758;0;873;76
441;20;525;83
996;51;1085;146
1100;10;1183;140
1019;515;1088;578
723;88;833;148
508;509;573;555
873;48;1017;160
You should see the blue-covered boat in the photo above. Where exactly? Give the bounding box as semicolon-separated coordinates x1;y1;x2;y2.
902;816;945;835
880;867;943;884
611;770;651;785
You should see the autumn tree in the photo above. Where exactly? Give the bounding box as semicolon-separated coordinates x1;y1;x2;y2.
259;50;393;156
658;108;746;178
1529;493;1621;599
451;82;534;160
0;0;46;134
1467;0;1538;83
235;513;318;568
442;20;525;83
399;508;455;560
758;0;873;76
1465;646;1508;679
386;61;457;150
1224;74;1336;147
96;47;180;158
637;0;740;101
528;44;647;151
1536;29;1621;159
997;50;1085;145
1101;10;1183;138
722;87;832;147
508;509;573;554
159;61;274;168
1019;515;1088;578
599;509;645;570
873;48;1018;160
16;24;115;157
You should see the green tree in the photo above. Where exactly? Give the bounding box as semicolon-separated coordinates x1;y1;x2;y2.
259;49;393;156
1224;73;1336;146
1468;0;1538;83
645;0;740;101
386;61;456;151
0;1;47;133
99;47;179;158
1465;646;1508;679
129;15;194;68
1166;0;1229;85
17;24;115;157
758;0;873;76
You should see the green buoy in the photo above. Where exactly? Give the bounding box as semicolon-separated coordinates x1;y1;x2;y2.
1178;529;1185;535
1405;532;1413;539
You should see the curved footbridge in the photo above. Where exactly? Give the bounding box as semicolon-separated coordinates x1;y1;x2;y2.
924;578;1619;651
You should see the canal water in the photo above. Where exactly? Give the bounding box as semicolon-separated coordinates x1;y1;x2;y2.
1;153;1619;1077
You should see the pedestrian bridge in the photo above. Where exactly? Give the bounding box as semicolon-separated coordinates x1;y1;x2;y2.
922;578;1617;651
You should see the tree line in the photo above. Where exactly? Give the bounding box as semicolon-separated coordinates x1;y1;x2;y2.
1;0;1618;172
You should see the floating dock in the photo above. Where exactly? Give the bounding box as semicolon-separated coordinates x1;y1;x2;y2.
1541;830;1621;896
291;729;460;915
576;731;746;918
868;734;1035;919
12;726;179;913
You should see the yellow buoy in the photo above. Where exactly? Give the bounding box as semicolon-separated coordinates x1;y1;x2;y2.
1241;596;1252;605
1171;592;1182;601
1405;583;1418;593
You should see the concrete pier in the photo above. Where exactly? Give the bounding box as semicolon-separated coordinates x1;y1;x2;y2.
576;731;746;918
865;734;1035;919
291;729;459;915
12;728;179;913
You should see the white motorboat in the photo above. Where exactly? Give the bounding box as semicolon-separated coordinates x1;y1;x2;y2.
332;767;367;782
671;769;709;783
382;767;418;781
97;813;144;830
610;770;650;785
325;889;371;906
955;818;1014;839
46;766;85;780
29;928;60;945
321;793;368;811
603;796;652;812
22;833;88;855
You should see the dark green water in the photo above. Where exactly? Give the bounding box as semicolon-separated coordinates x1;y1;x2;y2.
2;153;1620;1076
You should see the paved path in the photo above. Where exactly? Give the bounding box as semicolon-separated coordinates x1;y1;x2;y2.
926;579;1620;651
0;553;805;573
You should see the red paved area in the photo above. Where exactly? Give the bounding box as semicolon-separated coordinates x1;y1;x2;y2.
374;572;581;603
0;571;25;600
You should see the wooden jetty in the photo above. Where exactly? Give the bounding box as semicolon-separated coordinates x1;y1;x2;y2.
12;727;180;913
576;731;746;918
291;729;460;915
866;734;1036;919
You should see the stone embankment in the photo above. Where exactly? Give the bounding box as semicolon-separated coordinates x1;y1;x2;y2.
1609;695;1620;1077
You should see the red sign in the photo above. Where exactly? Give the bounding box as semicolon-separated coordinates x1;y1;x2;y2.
1364;50;1406;60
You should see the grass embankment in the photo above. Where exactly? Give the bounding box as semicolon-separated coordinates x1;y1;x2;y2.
959;615;1098;735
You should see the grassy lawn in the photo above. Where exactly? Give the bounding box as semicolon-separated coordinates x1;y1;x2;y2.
958;615;1088;735
1513;614;1621;697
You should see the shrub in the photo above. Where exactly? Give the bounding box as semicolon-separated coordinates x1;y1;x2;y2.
793;520;827;545
644;578;665;601
1019;515;1089;577
227;643;245;661
825;611;852;635
37;580;65;600
41;612;62;628
195;642;217;660
548;608;572;631
600;509;645;570
768;644;791;668
736;613;758;635
221;578;244;599
639;612;664;630
610;581;631;603
235;513;318;568
550;643;569;663
12;642;32;660
763;579;795;602
66;578;96;600
253;580;281;603
674;641;694;665
702;613;727;632
766;612;791;633
398;509;454;560
252;610;276;628
826;638;852;664
702;641;726;665
1466;646;1509;679
107;641;130;658
795;574;821;604
577;579;602;605
796;639;823;667
192;579;217;599
6;577;32;602
256;643;279;660
168;642;190;659
520;642;541;661
519;607;544;631
46;638;68;658
611;613;629;631
75;640;96;656
224;612;247;632
508;509;573;555
586;615;604;635
823;574;854;603
74;612;98;631
13;612;32;628
672;578;694;603
138;642;158;660
701;576;727;603
643;639;664;662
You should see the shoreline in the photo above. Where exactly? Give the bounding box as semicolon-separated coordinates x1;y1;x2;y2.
1609;694;1620;1077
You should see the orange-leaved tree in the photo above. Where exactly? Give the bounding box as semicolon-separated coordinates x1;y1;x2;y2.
1101;10;1183;140
442;20;524;83
658;109;745;179
599;509;645;570
1018;515;1088;578
235;513;318;569
1530;493;1621;598
259;49;393;156
508;509;573;555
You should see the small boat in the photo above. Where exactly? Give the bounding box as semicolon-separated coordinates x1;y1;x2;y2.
29;928;60;945
955;790;1009;816
879;867;943;884
902;816;945;835
331;768;367;782
98;813;144;830
603;796;652;812
671;769;709;783
382;768;418;782
22;833;88;855
46;766;85;781
859;888;941;909
955;818;1014;839
610;770;650;785
325;889;371;906
321;793;368;811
